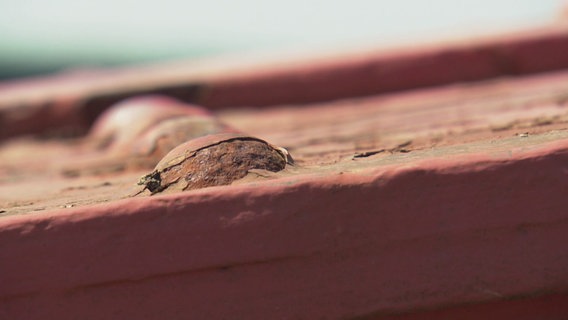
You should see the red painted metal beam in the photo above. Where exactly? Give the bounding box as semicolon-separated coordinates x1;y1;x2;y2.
1;139;567;319
4;24;568;139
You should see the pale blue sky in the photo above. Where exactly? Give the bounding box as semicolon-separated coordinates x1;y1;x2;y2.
0;0;564;77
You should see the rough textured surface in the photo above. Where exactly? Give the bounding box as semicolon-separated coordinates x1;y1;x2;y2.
1;138;568;319
1;22;568;320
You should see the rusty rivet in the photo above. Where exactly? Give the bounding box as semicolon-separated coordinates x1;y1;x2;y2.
89;95;212;152
135;133;292;195
62;95;235;176
130;115;236;159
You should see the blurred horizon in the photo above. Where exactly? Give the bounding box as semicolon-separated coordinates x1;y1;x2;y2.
0;0;564;80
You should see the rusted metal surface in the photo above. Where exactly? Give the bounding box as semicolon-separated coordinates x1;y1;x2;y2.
1;22;568;320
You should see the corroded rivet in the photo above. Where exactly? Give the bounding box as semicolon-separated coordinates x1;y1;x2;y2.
130;115;236;159
61;95;235;176
135;133;292;195
88;95;212;151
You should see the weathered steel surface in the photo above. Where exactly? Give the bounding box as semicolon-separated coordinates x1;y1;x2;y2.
2;22;568;320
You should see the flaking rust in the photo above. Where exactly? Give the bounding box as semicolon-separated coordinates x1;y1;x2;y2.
134;133;293;195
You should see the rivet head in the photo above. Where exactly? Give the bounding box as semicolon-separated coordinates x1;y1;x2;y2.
62;95;234;176
88;95;213;152
130;115;236;159
135;133;292;195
